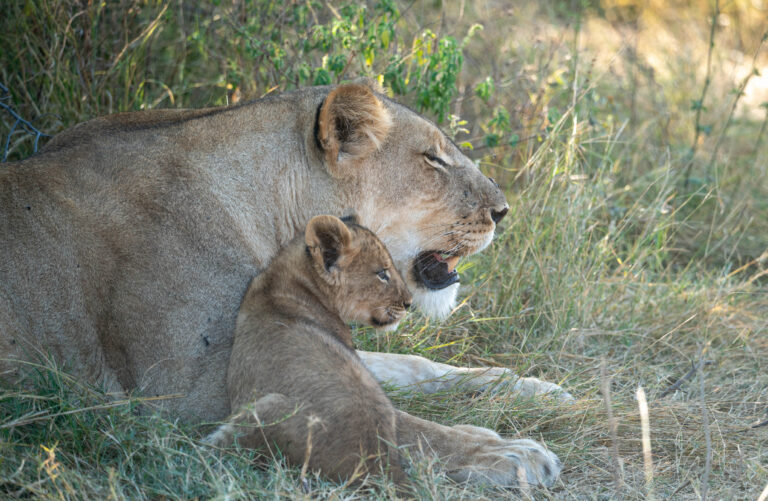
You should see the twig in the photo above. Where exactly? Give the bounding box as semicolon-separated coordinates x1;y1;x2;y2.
636;386;654;501
750;419;768;429
726;32;768;212
669;478;692;498
706;31;767;190
658;359;714;398
0;83;52;162
601;358;623;495
683;0;719;188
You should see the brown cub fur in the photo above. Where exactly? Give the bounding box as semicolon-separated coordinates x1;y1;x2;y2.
213;215;412;482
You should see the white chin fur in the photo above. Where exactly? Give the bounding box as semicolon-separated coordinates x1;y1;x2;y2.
411;282;459;319
478;231;494;253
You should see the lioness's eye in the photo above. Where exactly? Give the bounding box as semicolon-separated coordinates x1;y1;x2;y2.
423;151;450;172
376;269;390;283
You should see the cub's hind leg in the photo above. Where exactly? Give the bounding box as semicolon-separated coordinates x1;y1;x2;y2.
209;353;406;483
395;410;561;487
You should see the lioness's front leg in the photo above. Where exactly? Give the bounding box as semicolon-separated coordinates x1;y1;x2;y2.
357;351;573;401
396;409;561;487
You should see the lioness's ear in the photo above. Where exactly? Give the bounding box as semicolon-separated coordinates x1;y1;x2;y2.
317;84;392;176
340;209;360;226
350;76;386;95
305;215;353;275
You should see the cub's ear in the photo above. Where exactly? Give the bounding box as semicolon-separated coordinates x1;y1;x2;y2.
317;83;392;176
305;215;353;276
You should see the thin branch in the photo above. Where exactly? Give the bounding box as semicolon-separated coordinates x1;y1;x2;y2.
706;31;767;176
658;359;713;399
0;83;52;162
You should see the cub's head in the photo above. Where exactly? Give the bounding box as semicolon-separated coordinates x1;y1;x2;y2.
314;82;509;318
304;214;412;331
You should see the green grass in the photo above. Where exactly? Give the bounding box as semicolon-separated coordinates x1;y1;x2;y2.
2;0;768;499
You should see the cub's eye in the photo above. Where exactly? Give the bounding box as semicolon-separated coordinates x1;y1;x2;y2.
376;269;390;283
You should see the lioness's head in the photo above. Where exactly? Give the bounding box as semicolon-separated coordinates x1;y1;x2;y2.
313;82;508;318
305;214;412;331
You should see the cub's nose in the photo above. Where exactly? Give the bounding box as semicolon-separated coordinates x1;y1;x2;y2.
403;301;412;311
491;206;509;224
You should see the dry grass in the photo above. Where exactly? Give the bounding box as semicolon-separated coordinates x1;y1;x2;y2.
2;0;768;499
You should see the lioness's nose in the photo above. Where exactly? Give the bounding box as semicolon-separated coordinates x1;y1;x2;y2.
491;206;509;224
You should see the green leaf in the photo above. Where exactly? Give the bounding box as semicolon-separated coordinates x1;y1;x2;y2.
485;133;500;147
475;76;495;103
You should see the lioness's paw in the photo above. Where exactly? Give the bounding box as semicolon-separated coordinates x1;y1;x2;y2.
482;368;574;402
448;427;562;488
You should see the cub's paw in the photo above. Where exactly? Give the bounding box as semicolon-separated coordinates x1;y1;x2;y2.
481;367;575;403
447;426;562;488
202;423;235;447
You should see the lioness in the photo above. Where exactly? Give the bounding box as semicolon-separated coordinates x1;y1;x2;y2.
1;81;567;484
208;214;560;486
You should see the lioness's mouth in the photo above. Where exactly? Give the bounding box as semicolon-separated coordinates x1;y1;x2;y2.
413;251;461;290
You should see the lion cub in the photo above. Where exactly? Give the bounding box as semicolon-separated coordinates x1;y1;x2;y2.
209;214;412;482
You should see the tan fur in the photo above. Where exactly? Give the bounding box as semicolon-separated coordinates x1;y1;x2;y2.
0;82;565;487
209;216;561;487
215;215;409;482
0;82;509;421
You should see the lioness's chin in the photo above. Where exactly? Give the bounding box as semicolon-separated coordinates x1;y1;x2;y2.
411;282;459;319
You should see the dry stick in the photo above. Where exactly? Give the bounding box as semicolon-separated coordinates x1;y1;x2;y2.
601;358;624;496
758;482;768;501
636;386;655;501
698;352;711;501
658;359;713;399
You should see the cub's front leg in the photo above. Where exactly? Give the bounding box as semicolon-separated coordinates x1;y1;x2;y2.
357;351;573;401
